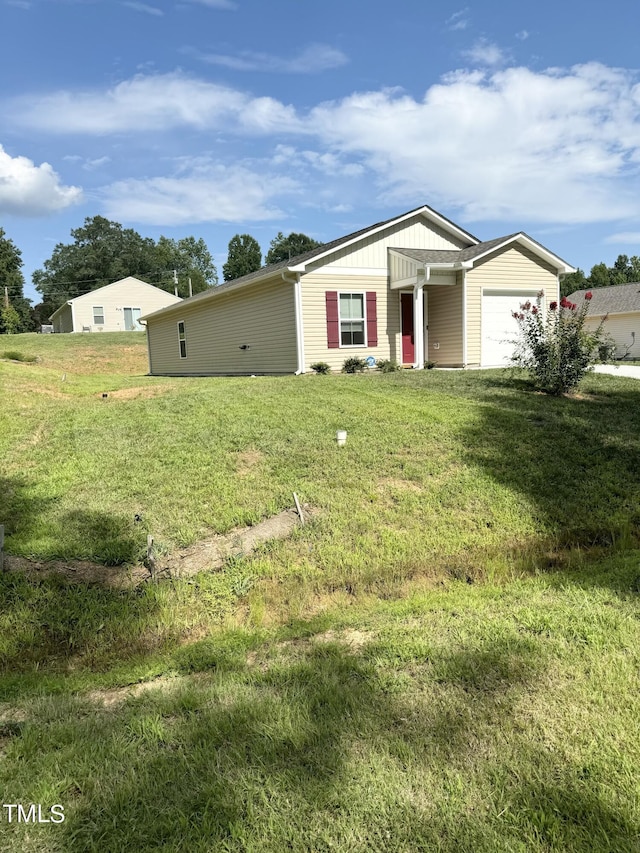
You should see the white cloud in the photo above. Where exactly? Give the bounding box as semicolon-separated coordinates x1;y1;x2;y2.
516;30;530;41
604;232;640;244
122;2;163;15
446;9;469;31
306;63;640;224
0;144;82;215
9;72;300;135
9;62;640;226
183;0;237;9
198;43;348;74
101;161;298;225
462;38;507;67
271;144;364;177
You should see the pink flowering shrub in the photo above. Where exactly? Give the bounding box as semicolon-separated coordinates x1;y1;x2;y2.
510;290;607;395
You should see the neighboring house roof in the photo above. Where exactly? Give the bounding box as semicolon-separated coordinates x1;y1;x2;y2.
391;233;575;272
49;276;181;322
567;282;640;316
141;205;481;323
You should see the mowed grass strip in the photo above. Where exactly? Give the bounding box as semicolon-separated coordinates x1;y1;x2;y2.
0;557;639;852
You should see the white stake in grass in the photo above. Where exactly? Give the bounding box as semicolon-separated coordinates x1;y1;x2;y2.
336;430;347;447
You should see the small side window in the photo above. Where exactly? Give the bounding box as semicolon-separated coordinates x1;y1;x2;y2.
93;306;105;325
178;321;187;358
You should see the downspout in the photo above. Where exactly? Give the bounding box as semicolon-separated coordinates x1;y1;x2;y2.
139;320;153;375
282;271;305;375
69;301;76;333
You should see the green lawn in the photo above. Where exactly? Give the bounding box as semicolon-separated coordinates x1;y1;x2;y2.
0;333;639;851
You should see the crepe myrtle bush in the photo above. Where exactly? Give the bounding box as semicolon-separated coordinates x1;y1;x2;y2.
510;290;607;395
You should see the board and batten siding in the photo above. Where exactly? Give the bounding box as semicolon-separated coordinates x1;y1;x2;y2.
426;273;464;366
584;312;640;359
307;215;469;273
465;245;559;366
146;277;297;376
301;273;396;370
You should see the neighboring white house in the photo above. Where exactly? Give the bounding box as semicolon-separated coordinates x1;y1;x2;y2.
566;283;640;360
50;277;182;333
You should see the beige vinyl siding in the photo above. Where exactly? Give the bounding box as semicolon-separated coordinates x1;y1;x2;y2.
65;277;181;332
426;273;464;366
585;312;640;359
146;277;296;376
302;273;396;370
308;215;469;272
52;304;73;333
465;245;559;365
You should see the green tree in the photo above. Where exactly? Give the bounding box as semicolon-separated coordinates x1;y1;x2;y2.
0;304;21;334
33;217;217;311
154;236;217;297
560;268;587;299
588;262;611;289
265;231;322;265
222;234;262;281
0;228;33;333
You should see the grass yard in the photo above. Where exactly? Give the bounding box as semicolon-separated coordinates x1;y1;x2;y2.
1;333;639;851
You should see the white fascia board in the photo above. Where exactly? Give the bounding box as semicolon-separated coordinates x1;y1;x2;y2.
288;206;479;273
469;234;576;274
304;266;387;276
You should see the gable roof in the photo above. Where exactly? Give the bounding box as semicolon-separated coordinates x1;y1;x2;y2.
566;282;640;316
141;205;480;322
391;233;575;273
50;276;181;321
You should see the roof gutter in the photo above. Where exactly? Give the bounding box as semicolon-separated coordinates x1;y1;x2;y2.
282;271;305;375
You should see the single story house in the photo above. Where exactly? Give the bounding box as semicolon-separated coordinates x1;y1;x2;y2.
50;276;182;333
566;283;640;359
141;205;574;375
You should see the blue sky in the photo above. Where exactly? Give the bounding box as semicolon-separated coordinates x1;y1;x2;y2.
3;0;640;303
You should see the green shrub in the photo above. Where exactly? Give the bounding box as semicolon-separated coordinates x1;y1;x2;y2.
598;335;617;363
342;357;367;374
2;351;37;363
511;291;607;395
377;358;400;373
424;360;437;370
310;362;331;374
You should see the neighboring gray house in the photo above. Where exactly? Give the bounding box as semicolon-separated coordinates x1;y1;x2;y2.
50;276;182;333
142;205;574;376
567;282;640;359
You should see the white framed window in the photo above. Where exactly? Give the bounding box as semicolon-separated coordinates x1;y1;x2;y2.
177;321;187;358
339;292;366;347
93;306;105;325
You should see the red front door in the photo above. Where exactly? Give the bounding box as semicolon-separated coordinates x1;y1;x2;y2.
401;293;414;364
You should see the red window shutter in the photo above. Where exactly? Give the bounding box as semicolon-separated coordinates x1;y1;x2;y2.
325;291;340;348
366;291;378;347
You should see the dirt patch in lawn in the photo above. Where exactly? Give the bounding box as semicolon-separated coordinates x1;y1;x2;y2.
99;385;172;401
5;504;313;589
235;449;264;476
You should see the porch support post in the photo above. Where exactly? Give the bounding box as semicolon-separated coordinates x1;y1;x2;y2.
413;282;425;369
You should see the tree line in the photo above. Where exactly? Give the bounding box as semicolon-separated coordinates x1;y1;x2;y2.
0;218;322;334
560;255;640;298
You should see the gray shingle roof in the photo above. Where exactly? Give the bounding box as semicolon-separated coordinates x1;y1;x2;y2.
391;234;520;265
141;204;480;321
566;282;640;316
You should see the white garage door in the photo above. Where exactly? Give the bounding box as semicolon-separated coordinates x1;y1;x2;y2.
481;290;542;367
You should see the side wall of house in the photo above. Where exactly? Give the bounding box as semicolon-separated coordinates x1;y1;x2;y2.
52;305;73;333
465;245;559;365
584;312;640;359
73;280;181;332
146;277;297;375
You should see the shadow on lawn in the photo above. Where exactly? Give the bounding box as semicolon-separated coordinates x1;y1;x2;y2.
40;634;636;853
461;378;640;552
